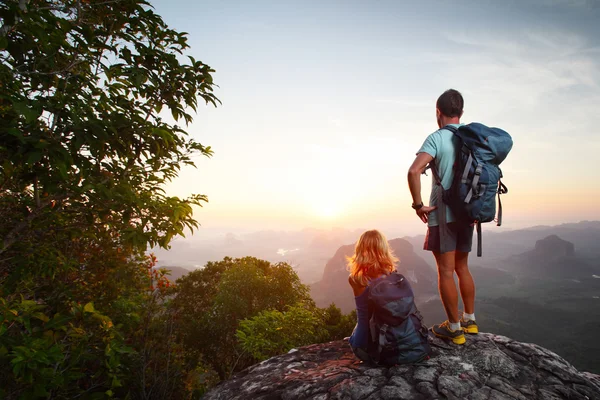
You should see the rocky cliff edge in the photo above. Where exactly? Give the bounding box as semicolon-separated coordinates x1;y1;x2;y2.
204;333;600;400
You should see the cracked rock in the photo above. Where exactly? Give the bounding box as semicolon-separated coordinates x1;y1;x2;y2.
204;333;600;400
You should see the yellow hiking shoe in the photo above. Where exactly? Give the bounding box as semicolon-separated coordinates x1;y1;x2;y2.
432;320;466;345
461;318;479;334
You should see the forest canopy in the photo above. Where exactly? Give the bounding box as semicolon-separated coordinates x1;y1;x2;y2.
0;1;354;398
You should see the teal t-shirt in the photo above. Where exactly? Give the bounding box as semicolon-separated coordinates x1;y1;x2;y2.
417;124;463;227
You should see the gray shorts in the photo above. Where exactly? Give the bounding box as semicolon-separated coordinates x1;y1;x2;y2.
424;222;474;253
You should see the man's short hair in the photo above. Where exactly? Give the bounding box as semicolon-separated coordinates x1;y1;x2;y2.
436;89;464;118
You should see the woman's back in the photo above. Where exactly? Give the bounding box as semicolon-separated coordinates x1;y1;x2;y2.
365;272;431;365
346;230;430;365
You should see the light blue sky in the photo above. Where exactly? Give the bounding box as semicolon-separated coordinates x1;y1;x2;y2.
150;0;600;238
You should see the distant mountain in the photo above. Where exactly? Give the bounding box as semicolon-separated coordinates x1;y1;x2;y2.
505;235;600;279
405;221;600;266
156;266;193;281
531;234;575;257
150;221;600;286
310;238;436;313
481;220;600;262
151;228;368;284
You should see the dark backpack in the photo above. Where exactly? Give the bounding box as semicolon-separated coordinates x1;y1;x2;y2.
366;272;431;365
431;123;513;257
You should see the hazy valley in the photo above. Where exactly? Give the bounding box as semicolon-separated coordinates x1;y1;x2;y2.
157;220;600;374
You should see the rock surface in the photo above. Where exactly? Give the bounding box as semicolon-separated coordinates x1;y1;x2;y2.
203;333;600;399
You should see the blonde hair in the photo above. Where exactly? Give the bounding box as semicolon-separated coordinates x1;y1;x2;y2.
347;230;399;287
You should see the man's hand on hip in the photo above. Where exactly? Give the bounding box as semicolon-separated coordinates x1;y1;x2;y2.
416;206;437;223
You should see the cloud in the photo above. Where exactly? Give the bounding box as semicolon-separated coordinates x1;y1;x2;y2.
327;117;344;127
527;0;600;9
440;28;600;104
374;98;431;108
525;30;588;56
430;24;600;181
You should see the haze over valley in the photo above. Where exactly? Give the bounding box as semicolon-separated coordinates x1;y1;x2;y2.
154;220;600;373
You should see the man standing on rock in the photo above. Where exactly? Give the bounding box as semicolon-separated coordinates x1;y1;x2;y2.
407;89;478;345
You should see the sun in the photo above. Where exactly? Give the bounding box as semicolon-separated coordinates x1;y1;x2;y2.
297;158;356;222
314;202;340;219
309;195;345;220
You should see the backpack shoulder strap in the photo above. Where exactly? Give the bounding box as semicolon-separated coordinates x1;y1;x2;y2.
424;160;442;186
443;124;459;134
424;125;459;185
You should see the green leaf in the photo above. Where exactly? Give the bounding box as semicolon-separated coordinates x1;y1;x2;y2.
12;101;39;123
83;302;95;313
33;383;49;397
26;151;43;165
32;312;50;323
57;162;68;179
45;314;72;330
20;300;37;308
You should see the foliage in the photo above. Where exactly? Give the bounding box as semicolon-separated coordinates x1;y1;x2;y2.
182;361;220;399
170;256;357;385
0;297;131;399
236;303;324;361
0;0;219;398
171;257;314;379
235;302;357;362
0;0;218;266
126;263;191;400
0;2;359;398
0;246;189;399
317;303;357;342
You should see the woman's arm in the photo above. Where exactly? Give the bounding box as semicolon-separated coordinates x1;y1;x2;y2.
348;276;366;296
348;276;370;349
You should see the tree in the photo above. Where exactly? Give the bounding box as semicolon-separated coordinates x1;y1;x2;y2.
318;303;357;342
235;303;357;363
171;256;360;383
236;304;324;361
0;0;218;279
0;1;219;398
171;257;314;379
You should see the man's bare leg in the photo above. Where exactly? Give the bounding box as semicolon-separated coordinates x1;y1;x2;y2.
433;250;460;324
455;251;475;315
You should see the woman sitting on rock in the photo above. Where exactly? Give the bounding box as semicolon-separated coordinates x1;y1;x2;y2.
347;229;431;365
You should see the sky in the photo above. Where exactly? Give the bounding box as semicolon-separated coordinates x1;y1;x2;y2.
149;0;600;239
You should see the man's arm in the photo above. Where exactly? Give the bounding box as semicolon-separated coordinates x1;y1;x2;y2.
408;152;437;223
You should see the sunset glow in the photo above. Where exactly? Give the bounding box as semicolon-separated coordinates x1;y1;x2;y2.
155;0;600;236
311;198;343;220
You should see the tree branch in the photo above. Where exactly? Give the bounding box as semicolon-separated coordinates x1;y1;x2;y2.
0;0;30;37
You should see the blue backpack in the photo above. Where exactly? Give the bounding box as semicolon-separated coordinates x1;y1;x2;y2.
432;123;513;256
367;272;431;365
